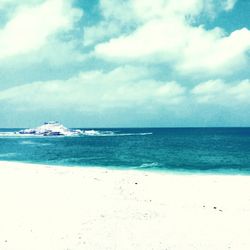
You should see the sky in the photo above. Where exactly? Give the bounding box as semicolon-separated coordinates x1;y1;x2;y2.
0;0;249;128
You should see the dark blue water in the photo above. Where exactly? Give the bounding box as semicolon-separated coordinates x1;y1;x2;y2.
1;128;250;174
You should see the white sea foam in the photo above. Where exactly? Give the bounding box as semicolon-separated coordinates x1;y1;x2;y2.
114;132;153;136
19;141;52;146
139;162;160;168
80;130;153;137
20;140;37;145
81;130;115;136
18;121;79;136
0;153;17;158
0;132;19;137
0;131;153;137
0;132;46;137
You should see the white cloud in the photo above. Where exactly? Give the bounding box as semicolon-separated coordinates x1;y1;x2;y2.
0;66;186;112
192;79;250;104
1;0;249;127
98;0;229;23
0;0;43;10
1;63;249;113
192;79;227;94
94;19;250;75
84;21;121;46
1;39;85;69
0;0;82;60
178;28;250;75
98;0;202;26
0;65;249;126
91;0;249;76
83;0;205;47
223;0;237;11
94;18;186;63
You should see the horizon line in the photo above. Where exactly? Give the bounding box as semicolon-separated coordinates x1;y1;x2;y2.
1;126;250;129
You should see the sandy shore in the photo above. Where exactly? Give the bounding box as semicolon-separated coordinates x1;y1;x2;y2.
0;161;250;250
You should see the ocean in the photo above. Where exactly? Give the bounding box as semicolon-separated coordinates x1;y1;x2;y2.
1;127;250;174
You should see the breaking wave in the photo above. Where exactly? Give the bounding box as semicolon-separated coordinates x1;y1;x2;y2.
19;141;52;146
0;130;153;137
138;162;161;169
0;132;44;137
81;130;153;137
0;153;18;158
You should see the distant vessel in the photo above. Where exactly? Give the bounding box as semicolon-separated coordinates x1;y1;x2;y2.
18;121;82;136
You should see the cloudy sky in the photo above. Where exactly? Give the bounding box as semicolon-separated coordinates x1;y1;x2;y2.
0;0;249;127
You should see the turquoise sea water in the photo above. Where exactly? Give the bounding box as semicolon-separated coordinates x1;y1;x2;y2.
0;128;250;174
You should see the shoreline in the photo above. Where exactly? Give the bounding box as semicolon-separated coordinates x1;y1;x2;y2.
1;160;250;176
1;161;250;249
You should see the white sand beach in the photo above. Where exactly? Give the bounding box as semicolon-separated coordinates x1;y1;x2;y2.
0;161;250;250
